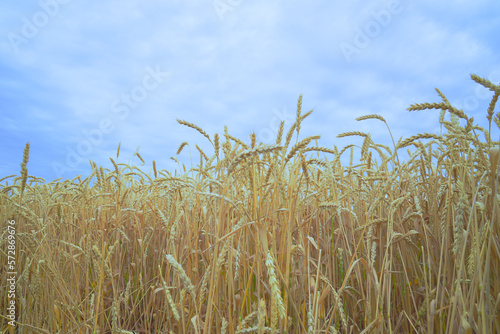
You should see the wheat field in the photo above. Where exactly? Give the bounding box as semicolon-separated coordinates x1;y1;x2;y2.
1;74;500;333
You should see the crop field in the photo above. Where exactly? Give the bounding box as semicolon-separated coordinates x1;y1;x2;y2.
1;74;500;333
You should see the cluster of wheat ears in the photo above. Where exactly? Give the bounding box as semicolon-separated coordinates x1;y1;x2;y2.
1;74;500;333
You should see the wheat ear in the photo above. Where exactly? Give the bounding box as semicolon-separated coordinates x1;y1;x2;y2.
285;135;321;165
408;102;468;120
20;142;30;198
177;119;212;144
258;298;266;334
165;254;197;303
152;160;157;178
177;142;188;155
116;142;121;158
296;94;303;135
265;250;286;326
337;131;369;138
159;265;180;321
398;133;441;149
470;74;500;93
228;144;282;174
276;120;285;145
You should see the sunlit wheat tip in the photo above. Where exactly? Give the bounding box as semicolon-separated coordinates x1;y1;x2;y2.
136;152;145;165
470;74;500;93
20;141;30;196
110;158;119;174
276;120;285;145
214;133;220;156
300;108;314;121
398;133;441;149
228;134;249;149
152;160;157;178
177;142;188;155
283;121;297;152
250;132;256;148
435;88;451;104
116;142;121;158
487;91;499;122
337;131;368;138
177;119;212;143
356;114;386;123
285;135;321;164
408;102;468;120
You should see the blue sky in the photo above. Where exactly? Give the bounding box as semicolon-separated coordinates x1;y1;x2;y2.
1;0;499;184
